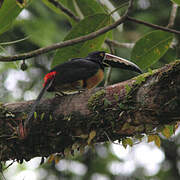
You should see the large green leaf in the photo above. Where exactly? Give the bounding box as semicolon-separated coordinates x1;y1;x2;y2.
76;0;105;16
0;0;30;35
52;13;110;68
131;30;173;69
171;0;180;6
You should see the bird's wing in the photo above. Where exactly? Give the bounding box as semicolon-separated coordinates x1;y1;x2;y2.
50;59;101;85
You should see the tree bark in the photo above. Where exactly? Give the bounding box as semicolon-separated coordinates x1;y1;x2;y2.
0;60;180;162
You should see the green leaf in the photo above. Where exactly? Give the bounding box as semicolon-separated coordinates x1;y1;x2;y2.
52;13;110;68
122;138;133;148
40;113;45;120
125;84;131;94
135;75;145;85
42;0;78;25
0;0;30;35
122;139;127;149
34;112;37;119
171;0;180;6
23;18;66;47
125;138;133;147
161;125;174;138
148;135;155;143
76;0;105;16
87;130;96;145
154;135;161;147
131;30;173;70
147;134;161;147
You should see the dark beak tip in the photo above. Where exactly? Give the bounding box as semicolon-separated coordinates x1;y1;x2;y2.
137;68;143;74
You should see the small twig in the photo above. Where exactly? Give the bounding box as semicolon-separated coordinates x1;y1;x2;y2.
105;39;134;49
104;131;120;145
0;0;134;62
48;0;80;22
3;161;15;171
167;3;178;28
104;40;115;86
0;36;29;46
109;2;129;15
127;16;180;35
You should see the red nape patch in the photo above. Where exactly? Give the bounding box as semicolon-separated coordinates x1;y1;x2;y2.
43;71;57;87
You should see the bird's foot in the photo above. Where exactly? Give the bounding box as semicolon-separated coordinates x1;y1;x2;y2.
78;89;86;94
55;92;67;97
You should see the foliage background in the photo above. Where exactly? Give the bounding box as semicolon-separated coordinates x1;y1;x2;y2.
0;0;180;179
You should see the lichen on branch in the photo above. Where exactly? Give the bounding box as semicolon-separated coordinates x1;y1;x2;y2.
0;60;180;162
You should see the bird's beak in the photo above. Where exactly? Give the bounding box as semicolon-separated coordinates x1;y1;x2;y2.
103;53;142;74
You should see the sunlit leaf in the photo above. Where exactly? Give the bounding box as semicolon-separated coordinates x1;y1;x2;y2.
131;30;173;69
161;125;174;138
148;134;161;147
171;0;180;6
34;112;37;119
52;13;110;68
125;138;133;147
122;139;127;149
87;130;96;145
135;75;145;85
154;135;161;147
40;113;45;120
147;134;156;142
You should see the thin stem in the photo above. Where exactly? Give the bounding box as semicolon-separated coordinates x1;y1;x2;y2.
0;36;29;46
104;40;115;86
127;16;180;35
48;0;80;22
167;3;178;28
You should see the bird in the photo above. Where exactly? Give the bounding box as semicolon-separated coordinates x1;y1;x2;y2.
19;51;142;138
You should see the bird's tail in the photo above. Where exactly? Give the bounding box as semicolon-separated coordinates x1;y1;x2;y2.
24;79;53;129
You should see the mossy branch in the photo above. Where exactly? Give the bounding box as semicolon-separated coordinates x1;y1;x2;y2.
0;60;180;162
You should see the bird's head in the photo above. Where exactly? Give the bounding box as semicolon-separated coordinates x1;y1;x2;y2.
87;51;142;74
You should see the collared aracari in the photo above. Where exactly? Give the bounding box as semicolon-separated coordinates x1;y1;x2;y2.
21;51;142;138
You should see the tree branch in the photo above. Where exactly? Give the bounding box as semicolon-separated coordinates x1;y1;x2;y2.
1;60;180;161
48;0;80;22
0;0;134;62
127;16;180;35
